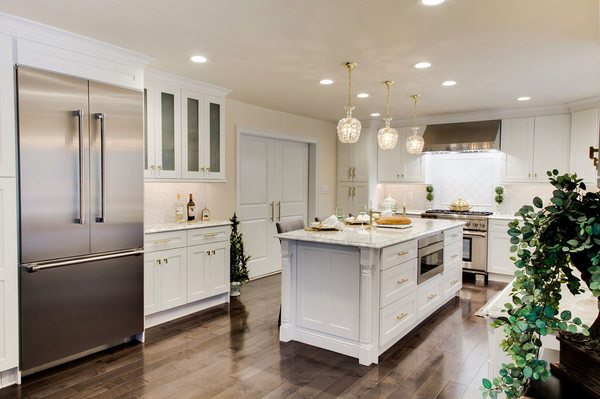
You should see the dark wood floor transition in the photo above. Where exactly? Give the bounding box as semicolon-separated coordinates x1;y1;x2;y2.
2;276;507;399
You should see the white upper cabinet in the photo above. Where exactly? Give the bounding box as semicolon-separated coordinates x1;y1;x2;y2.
569;108;599;183
144;71;229;181
533;114;571;181
501;115;571;183
0;34;15;178
144;82;182;179
377;127;425;183
338;130;369;182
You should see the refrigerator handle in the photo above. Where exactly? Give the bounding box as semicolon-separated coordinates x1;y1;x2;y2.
95;112;106;223
75;109;85;225
21;248;144;272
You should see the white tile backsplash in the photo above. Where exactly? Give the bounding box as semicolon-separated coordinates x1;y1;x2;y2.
379;152;557;215
145;182;209;225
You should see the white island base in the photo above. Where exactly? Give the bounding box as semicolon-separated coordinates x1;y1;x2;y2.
277;218;465;366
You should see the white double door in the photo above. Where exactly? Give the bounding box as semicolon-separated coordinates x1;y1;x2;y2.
238;135;308;279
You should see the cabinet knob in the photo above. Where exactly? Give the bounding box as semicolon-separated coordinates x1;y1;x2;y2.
150;165;155;171
206;251;211;256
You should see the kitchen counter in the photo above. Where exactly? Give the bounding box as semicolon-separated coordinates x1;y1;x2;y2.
145;220;231;234
488;213;519;221
278;219;464;366
275;218;464;249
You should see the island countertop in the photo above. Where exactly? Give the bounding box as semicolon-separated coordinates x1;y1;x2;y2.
275;218;464;249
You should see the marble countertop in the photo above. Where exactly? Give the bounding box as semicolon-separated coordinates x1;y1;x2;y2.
145;220;231;234
275;218;465;249
477;278;598;326
488;213;519;221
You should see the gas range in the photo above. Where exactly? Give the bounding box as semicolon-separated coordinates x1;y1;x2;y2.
420;210;492;232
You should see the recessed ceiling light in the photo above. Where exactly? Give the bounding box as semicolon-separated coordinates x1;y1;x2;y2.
517;96;531;101
442;80;457;87
190;55;207;63
357;93;369;98
371;113;381;117
414;62;432;69
419;0;446;6
319;79;333;85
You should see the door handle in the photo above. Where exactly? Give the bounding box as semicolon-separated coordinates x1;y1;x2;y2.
75;110;85;225
590;146;599;166
95;113;106;223
277;201;281;221
164;258;168;264
270;201;275;222
212;250;216;255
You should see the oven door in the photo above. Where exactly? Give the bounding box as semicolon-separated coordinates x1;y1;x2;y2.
418;241;444;284
463;230;488;273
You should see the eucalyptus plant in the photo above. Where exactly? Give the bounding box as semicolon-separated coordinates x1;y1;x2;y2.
482;170;600;399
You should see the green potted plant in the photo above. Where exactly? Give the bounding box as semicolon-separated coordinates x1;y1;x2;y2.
482;170;600;398
425;185;434;210
229;213;250;297
494;186;504;214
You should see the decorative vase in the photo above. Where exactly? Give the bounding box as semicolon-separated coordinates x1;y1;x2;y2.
427;200;433;210
495;202;503;214
230;281;241;297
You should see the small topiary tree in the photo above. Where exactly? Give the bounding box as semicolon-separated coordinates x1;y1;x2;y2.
482;170;600;398
230;213;250;284
495;186;504;205
426;185;434;202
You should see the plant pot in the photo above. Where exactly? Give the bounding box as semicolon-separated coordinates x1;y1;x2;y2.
230;281;241;297
495;203;503;214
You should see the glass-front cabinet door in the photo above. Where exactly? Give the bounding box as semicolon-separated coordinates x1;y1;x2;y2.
143;82;181;179
204;96;225;180
182;90;206;178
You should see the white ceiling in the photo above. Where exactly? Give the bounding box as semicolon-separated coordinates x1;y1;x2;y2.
0;0;599;122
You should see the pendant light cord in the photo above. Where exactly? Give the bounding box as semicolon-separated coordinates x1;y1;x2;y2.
347;63;352;108
386;84;391;118
412;95;419;127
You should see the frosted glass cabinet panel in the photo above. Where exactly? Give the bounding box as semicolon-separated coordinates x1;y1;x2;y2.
206;96;225;179
182;90;205;179
143;81;181;179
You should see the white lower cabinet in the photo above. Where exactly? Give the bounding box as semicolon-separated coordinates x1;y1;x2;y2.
443;265;463;300
187;242;229;302
487;219;516;277
417;275;443;322
379;291;417;347
144;224;230;322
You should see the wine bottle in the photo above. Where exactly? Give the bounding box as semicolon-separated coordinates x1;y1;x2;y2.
175;193;184;223
187;194;195;222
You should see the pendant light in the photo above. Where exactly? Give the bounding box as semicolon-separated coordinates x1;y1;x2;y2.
405;94;425;154
377;80;399;150
337;62;361;144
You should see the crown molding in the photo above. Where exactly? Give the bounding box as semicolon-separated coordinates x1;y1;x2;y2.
145;68;232;98
566;96;600;112
0;12;152;67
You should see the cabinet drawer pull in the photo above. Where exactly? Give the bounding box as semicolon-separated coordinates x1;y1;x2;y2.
204;233;219;238
427;293;438;300
451;254;459;259
153;238;173;245
451;234;459;238
212;250;216;255
396;312;408;321
206;251;211;256
397;278;409;285
164;258;168;264
397;250;409;256
348;167;352;178
450;279;459;285
352;167;356;178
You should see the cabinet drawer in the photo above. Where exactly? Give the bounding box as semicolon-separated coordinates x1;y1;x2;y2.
489;219;512;233
187;226;230;246
381;240;417;270
380;258;417;308
444;241;462;266
417;275;443;321
379;291;417;347
145;230;187;252
444;227;463;245
443;267;462;300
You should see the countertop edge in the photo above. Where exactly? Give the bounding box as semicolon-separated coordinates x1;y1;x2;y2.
275;220;465;249
145;220;232;234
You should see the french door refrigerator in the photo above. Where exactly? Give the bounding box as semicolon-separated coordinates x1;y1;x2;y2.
17;66;144;373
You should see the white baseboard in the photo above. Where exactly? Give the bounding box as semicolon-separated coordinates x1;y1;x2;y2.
488;273;515;283
145;293;229;329
0;367;19;388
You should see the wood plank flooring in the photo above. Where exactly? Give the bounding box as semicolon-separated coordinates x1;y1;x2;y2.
1;275;507;399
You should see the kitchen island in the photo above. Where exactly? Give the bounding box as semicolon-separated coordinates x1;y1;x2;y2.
276;218;464;366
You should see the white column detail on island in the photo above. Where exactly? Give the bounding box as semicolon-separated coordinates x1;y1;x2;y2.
279;238;296;342
359;247;379;366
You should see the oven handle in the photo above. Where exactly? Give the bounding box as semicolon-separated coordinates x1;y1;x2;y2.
418;240;444;257
464;230;487;238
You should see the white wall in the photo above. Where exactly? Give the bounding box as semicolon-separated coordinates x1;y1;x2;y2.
144;98;337;225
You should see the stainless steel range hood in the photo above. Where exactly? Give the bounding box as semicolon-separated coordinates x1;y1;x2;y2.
422;120;501;152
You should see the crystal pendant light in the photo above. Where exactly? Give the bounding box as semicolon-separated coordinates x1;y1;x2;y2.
377;80;399;150
337;62;361;144
405;94;425;154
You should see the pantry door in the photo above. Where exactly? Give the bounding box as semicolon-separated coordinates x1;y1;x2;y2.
238;134;308;279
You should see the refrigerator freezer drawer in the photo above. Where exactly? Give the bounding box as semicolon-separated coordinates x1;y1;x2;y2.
19;252;143;372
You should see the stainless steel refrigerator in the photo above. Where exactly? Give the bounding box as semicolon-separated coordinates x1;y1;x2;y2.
17;66;144;373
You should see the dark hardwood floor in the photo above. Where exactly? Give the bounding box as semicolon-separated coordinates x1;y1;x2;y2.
1;276;507;399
